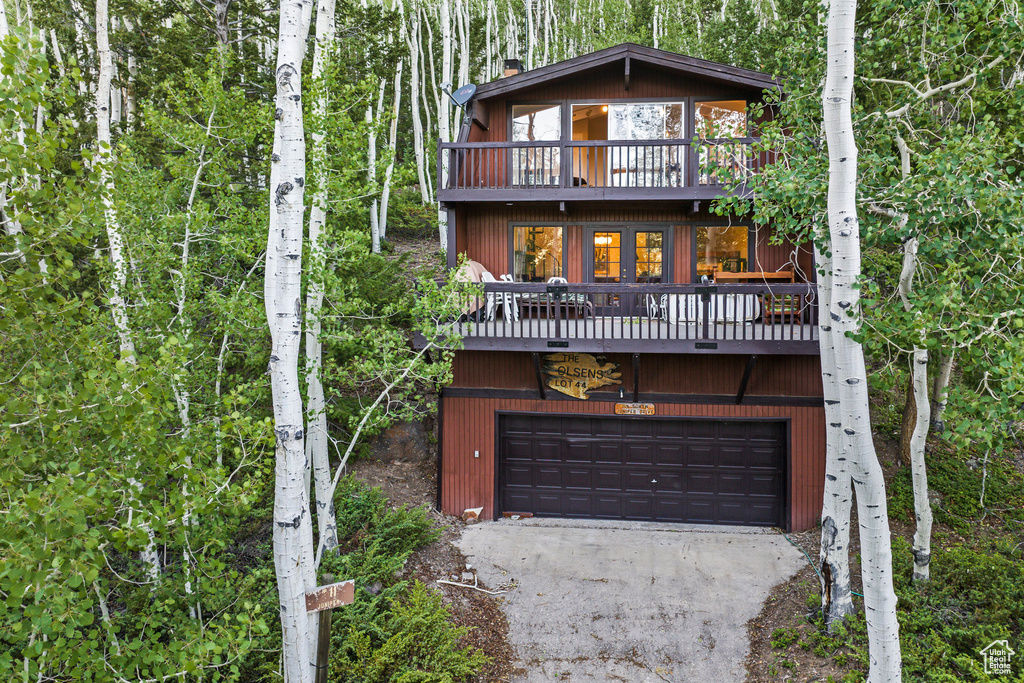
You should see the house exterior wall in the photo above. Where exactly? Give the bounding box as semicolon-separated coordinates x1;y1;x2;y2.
472;65;762;145
440;388;825;531
459;205;810;284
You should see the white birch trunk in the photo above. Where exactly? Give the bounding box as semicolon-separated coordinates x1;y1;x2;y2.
815;235;855;628
897;235;932;581
266;0;316;680
306;0;338;557
823;0;902;678
377;57;403;243
438;0;453;249
98;0;161;585
485;0;493;79
406;12;430;204
526;0;535;70
543;0;551;64
930;351;953;431
456;0;469;87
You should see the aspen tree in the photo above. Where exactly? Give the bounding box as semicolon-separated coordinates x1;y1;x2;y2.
265;0;317;678
306;0;339;555
822;0;902;678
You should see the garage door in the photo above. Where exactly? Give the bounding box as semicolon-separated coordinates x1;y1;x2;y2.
498;414;786;527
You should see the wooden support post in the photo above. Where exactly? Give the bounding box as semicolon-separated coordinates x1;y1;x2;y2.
446;206;457;270
624;55;630;90
736;355;757;404
532;353;548;400
632;353;640;403
315;608;332;683
314;573;334;683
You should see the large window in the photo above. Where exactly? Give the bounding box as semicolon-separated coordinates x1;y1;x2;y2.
513;226;563;282
512;104;561;186
695;100;747;139
696;225;749;280
696;100;749;185
572;102;684;188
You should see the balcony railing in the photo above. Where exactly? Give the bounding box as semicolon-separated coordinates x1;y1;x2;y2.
435;282;818;354
439;138;765;201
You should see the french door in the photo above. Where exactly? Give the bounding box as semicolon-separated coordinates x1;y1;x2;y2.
587;226;669;316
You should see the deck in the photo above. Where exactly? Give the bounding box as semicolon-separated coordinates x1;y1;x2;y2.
439;138;766;203
423;282;820;355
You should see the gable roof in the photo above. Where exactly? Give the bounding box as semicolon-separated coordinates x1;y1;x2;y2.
473;43;781;100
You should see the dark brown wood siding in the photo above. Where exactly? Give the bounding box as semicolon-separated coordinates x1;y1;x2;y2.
460;204;807;283
477;64;762;144
452;351;823;397
440;395;825;531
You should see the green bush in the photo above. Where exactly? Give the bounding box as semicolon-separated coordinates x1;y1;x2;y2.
236;478;479;683
332;581;489;682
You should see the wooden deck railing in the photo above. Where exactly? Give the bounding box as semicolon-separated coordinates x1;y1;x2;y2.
439;138;763;198
443;282;819;355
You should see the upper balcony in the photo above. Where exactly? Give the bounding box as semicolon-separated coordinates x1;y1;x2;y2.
438;137;764;204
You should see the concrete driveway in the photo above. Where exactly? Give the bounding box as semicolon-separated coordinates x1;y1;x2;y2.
457;519;805;682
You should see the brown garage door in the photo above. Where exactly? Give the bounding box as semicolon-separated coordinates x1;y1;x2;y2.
498;414;786;527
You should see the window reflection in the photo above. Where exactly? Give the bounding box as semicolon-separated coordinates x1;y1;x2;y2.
695;100;747;139
696;225;749;280
593;232;621;283
513;226;562;282
635;231;663;283
512;104;561;186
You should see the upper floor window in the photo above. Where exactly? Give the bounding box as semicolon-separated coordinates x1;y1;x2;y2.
695;100;747;139
512;104;561;141
572;103;683;141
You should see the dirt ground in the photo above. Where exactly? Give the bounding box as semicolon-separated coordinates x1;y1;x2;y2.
350;455;519;682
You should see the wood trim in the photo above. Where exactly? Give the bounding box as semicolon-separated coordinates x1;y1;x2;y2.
442;386;824;406
474;44;780;100
736;355;757;404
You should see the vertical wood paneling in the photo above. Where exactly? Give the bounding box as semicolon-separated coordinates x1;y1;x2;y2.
441;395;826;530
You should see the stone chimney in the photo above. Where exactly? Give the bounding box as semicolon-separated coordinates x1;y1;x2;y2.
503;58;524;77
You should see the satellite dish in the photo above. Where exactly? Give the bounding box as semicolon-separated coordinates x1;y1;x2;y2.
449;83;477;108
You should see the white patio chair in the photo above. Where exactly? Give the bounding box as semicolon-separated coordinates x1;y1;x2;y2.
479;271;500;321
499;274;521;322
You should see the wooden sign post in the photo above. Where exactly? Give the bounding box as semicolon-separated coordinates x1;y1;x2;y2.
305;574;354;683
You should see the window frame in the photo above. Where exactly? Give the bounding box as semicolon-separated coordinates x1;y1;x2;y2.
507;223;568;282
581;222;676;284
690;221;756;282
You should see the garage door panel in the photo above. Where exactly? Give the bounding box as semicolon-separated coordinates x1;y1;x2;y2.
594;497;622;517
655;444;684;465
749;446;784;469
655;472;683;492
750;474;781;497
595;443;622;464
505;465;533;487
625;470;654;492
566;442;593;463
564;495;592;516
535;467;562;488
687;445;716;467
718;446;747;469
687;471;715;494
624;497;653;519
564;468;592;489
498;416;785;527
625;444;654;465
685;498;715;523
719;474;748;496
595;469;623;490
534;493;563;514
504;438;533;460
535;440;562;461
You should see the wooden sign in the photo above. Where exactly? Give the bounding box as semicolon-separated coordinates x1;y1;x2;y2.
543;353;621;400
615;402;655;416
305;580;355;613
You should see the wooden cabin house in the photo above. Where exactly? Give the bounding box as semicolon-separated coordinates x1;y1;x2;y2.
428;44;824;531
